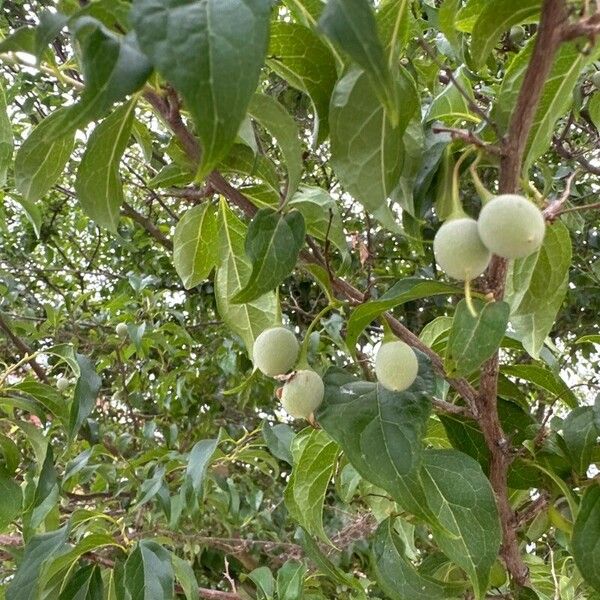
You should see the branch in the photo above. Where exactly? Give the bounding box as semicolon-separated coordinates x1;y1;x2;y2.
0;313;49;383
431;126;503;155
121;202;173;251
562;12;600;41
480;0;569;586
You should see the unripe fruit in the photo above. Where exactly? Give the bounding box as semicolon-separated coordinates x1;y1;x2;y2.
509;25;526;45
375;341;419;392
433;218;491;281
592;71;600;90
253;327;299;377
280;370;324;419
116;322;128;338
56;376;70;392
477;194;545;259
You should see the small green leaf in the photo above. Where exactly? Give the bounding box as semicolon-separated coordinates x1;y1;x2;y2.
249;566;275;600
35;11;68;64
232;208;305;304
329;67;415;233
421;449;502;599
173;204;219;289
284;429;339;544
15;108;75;202
69;354;102;439
6;525;69;600
276;560;306;600
184;439;218;507
248;94;303;201
131;0;271;178
445;299;510;377
172;555;197;600
8;195;42;238
0;471;21;532
319;0;399;124
377;0;413;59
58;565;103;600
0;79;13;186
317;356;438;523
372;518;466;600
262;422;295;465
346;278;459;354
427;66;478;123
75;100;136;231
29;444;59;529
124;540;174;600
588;92;600;130
268;21;337;142
470;0;541;68
214;201;279;352
562;407;599;476
506;221;572;359
572;484;600;592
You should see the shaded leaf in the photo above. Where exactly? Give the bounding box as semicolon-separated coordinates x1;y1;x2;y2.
0;79;13;186
445;299;510;377
249;566;275;600
184;439;218;506
572;484;600;592
7;195;41;238
277;560;306;600
346;278;459;354
29;444;59;529
0;471;22;532
262;422;295;465
562;407;599;476
70;354;102;439
132;0;271;178
427;66;477;123
75;100;136;231
58;565;103;600
124;540;174;600
233;208;305;304
284;429;339;543
172;555;197;600
173;203;219;289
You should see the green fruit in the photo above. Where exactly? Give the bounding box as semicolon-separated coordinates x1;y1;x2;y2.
509;25;526;45
375;340;419;392
253;327;299;376
280;370;324;419
116;322;128;338
478;194;545;259
56;376;70;392
433;217;491;281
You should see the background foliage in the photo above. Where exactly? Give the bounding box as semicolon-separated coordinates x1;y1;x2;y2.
0;0;600;599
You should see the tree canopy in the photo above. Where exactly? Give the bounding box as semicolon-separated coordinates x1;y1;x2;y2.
0;0;600;599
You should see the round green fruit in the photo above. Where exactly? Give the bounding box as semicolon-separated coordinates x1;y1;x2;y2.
433;218;491;281
280;370;324;419
253;327;299;377
116;322;128;338
477;194;545;259
592;71;600;90
56;376;70;392
509;25;526;45
375;340;419;392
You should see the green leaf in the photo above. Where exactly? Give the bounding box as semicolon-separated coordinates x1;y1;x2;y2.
372;518;465;600
317;356;438;522
61;18;151;131
6;525;69;600
248;94;303;201
14;108;75;202
214;201;279;352
282;0;326;27
329;67;415;233
572;484;600;593
173;203;219;289
319;0;399;125
69;354;102;439
0;79;13;186
588;92;600;130
29;444;59;529
262;422;295;465
268;21;337;141
505;222;572;359
438;0;461;50
0;470;21;531
470;0;541;69
248;566;275;600
75;100;136;231
172;555;197;600
58;565;103;600
124;540;174;600
35;11;68;64
562;407;599;476
346;278;459;354
7;195;42;238
427;66;478;123
288;186;349;263
184;439;218;506
377;0;413;59
501;364;577;408
284;429;339;543
232;208;305;304
277;560;306;600
421;449;502;599
220;145;280;198
131;0;271;179
11;380;69;424
445;299;510;377
0;26;36;54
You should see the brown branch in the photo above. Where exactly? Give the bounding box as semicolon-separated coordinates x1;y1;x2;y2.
0;313;49;383
479;0;569;587
562;12;600;41
121;202;173;251
431;126;503;155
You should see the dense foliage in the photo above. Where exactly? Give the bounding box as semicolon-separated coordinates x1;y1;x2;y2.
0;0;600;599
